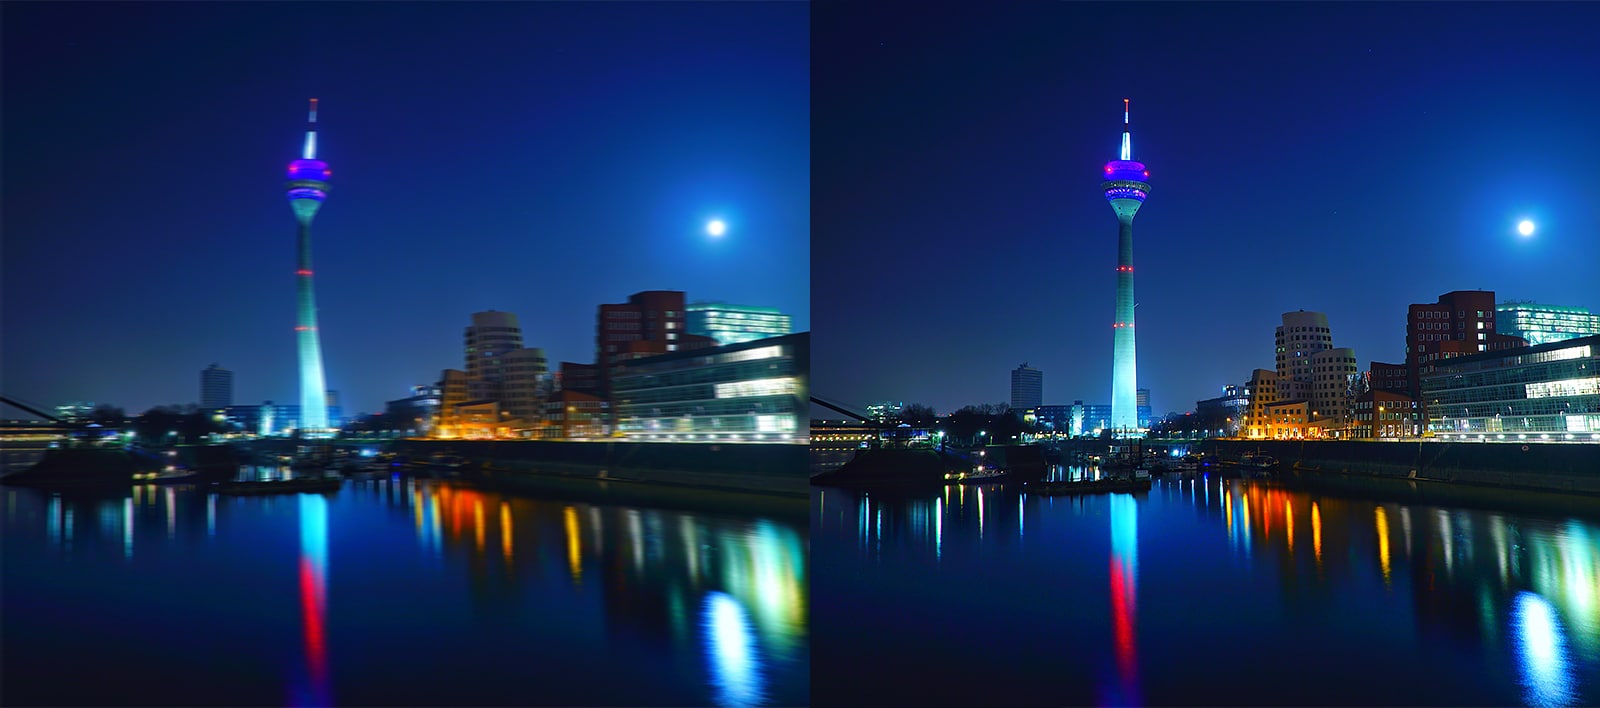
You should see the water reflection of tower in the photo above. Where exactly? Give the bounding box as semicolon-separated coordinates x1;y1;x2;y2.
297;494;331;706
1108;493;1139;700
1101;99;1150;435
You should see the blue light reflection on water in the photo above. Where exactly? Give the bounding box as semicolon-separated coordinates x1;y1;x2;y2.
704;591;763;707
1516;591;1576;707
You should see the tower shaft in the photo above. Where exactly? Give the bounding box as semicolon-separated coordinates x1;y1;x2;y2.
1111;213;1138;432
296;219;328;429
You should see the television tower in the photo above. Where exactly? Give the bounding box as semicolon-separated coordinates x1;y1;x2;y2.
285;99;332;431
1102;98;1150;435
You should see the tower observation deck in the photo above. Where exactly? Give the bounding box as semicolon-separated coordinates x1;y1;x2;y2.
286;99;332;431
1102;99;1149;436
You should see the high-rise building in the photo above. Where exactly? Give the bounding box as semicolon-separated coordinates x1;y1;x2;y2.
285;99;332;430
1406;290;1526;399
437;311;549;437
1101;99;1150;434
1136;387;1152;428
1011;363;1043;410
687;302;793;345
1271;311;1357;435
1274;310;1333;402
1496;301;1600;346
201;363;233;409
598;291;718;394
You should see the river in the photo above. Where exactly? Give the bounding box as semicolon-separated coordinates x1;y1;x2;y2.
813;472;1599;706
2;474;808;706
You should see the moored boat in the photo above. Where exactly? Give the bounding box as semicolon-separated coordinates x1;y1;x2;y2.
213;476;343;495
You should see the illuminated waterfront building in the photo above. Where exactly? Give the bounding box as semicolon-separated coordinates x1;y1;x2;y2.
1011;363;1043;410
1496;301;1600;346
686;302;793;346
1101;99;1150;435
611;332;807;443
225;400;343;435
200;364;233;409
1424;334;1600;440
1243;369;1278;439
285;99;333;431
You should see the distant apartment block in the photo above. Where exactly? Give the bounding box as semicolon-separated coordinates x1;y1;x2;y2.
1010;363;1043;410
201;364;233;409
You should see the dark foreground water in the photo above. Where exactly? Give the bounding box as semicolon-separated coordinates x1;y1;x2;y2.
2;475;808;706
813;474;1599;706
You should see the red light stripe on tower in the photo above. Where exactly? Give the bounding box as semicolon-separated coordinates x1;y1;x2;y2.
297;269;313;276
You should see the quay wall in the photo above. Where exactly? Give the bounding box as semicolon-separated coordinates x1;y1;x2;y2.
1193;439;1600;495
388;439;808;498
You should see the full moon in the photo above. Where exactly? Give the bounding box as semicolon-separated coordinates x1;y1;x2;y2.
707;219;726;237
1518;220;1536;237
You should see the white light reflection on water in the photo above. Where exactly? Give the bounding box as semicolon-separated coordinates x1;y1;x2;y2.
1514;592;1575;707
703;591;764;708
122;497;133;558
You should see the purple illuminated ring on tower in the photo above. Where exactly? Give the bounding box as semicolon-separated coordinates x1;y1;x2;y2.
1101;180;1150;202
287;159;331;182
1102;160;1148;182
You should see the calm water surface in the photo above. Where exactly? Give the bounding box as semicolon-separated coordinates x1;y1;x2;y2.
814;473;1599;706
3;475;808;706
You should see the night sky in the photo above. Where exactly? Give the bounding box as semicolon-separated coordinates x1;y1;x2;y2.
2;2;807;417
812;2;1600;417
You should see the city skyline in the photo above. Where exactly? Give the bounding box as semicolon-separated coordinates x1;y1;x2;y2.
2;2;808;416
813;2;1600;416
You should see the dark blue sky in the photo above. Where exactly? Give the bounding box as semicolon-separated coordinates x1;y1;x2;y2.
812;1;1600;417
3;2;808;416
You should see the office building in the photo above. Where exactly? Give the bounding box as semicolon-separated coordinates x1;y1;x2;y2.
866;401;904;423
610;332;807;443
686;302;793;345
598;291;718;395
1424;334;1600;440
226;400;343;436
1496;301;1600;346
1406;290;1526;399
1011;363;1043;410
385;385;441;437
1196;384;1250;436
200;364;233;409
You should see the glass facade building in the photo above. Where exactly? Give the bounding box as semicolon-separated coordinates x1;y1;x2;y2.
1423;335;1600;441
611;332;807;443
685;302;793;346
1496;302;1600;346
